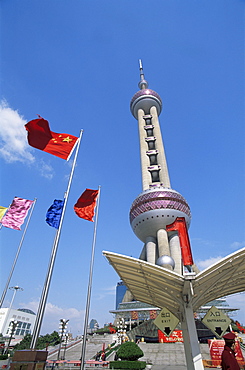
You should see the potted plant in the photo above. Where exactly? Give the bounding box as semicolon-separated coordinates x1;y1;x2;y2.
146;360;153;369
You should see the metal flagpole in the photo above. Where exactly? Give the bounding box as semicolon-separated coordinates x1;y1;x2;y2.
0;198;37;308
30;129;83;350
80;187;101;370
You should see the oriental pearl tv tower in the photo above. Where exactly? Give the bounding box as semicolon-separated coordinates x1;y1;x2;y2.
129;60;193;274
104;62;245;370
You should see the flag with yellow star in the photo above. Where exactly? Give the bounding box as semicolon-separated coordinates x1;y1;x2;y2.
25;117;78;160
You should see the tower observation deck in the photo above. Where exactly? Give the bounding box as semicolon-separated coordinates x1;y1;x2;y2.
129;60;193;274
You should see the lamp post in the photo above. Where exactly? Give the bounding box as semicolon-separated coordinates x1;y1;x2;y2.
1;286;23;339
57;319;69;361
9;286;24;310
116;318;127;344
4;320;18;354
63;333;69;360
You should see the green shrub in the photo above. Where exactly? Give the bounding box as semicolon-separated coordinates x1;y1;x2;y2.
109;360;146;369
116;342;144;361
0;354;8;360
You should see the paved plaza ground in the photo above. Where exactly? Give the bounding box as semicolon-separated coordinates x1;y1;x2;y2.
47;338;219;369
47;334;245;370
151;366;217;370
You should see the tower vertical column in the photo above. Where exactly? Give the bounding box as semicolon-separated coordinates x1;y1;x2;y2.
137;109;152;190
150;106;171;188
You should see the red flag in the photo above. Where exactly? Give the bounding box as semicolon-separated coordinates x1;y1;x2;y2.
25;117;78;160
74;189;99;221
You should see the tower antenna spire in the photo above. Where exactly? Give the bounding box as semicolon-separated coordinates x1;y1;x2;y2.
138;59;148;89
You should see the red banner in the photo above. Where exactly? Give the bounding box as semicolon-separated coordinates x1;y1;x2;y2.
150;310;157;319
131;311;138;320
166;217;193;266
158;330;183;343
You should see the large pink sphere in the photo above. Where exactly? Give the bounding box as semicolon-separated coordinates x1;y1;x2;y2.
130;188;191;243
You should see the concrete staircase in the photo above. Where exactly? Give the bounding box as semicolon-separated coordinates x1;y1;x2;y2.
48;334;115;361
138;342;211;366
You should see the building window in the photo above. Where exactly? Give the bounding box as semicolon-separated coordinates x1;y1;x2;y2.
148;153;158;165
150;170;160;182
146;138;156;150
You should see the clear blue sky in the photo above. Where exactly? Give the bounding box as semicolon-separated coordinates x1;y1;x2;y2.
0;0;244;336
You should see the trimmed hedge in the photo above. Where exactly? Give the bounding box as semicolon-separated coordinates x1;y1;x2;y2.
117;342;144;361
109;360;146;369
0;355;8;360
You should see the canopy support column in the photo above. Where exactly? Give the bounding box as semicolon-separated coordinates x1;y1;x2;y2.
180;275;204;370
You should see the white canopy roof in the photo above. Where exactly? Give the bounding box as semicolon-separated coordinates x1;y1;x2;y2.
103;248;245;320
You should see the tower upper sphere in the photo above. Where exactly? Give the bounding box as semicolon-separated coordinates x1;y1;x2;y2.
130;60;162;119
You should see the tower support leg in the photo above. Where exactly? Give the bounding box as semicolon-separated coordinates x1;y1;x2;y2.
145;236;156;264
139;244;146;260
157;229;172;270
157;228;170;256
180;277;204;370
169;233;182;274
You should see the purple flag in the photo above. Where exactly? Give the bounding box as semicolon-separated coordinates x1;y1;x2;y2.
0;197;33;230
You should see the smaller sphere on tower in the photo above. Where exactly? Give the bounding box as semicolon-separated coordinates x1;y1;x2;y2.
156;255;175;269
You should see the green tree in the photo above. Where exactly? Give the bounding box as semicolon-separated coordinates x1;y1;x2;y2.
36;331;60;349
14;331;61;351
14;334;32;350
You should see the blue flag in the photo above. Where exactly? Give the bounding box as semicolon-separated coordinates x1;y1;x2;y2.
46;199;64;229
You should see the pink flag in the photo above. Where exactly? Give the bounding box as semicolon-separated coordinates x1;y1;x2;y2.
0;197;33;230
